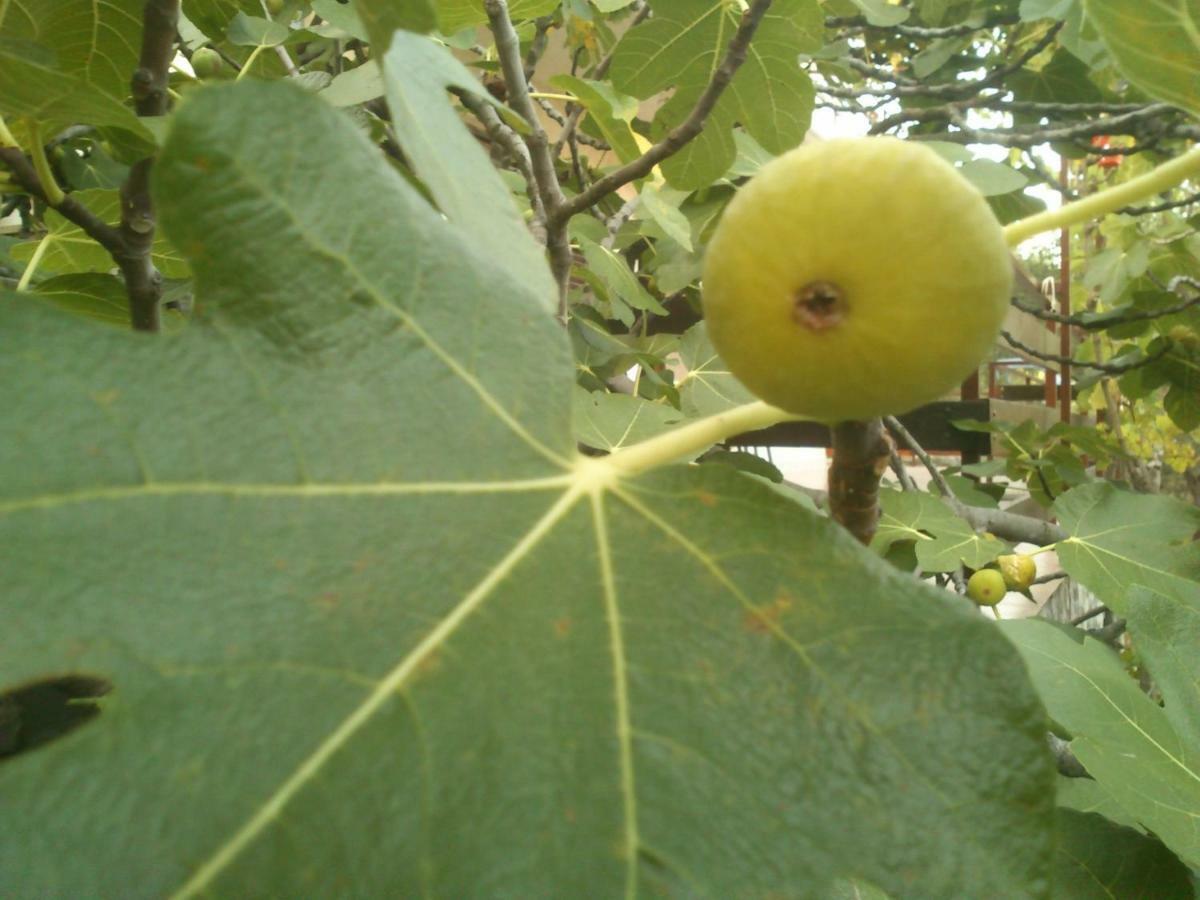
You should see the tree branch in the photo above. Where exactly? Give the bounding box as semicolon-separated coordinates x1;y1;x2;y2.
884;416;955;499
1001;329;1172;374
824;12;1020;38
847;22;1062;101
784;481;1068;546
1121;189;1200;215
1010;291;1200;330
115;0;179;332
458;91;548;236
549;0;773;228
484;0;571;299
828;419;890;544
0;147;123;252
900;103;1179;147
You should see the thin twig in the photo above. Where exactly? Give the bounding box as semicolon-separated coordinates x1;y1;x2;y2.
1121;189;1200;215
825;12;1020;38
536;98;610;151
484;0;571;297
888;446;917;492
0;147;123;251
458;92;547;237
550;0;773;227
883;417;955;500
1001;329;1172;374
1070;605;1109;626
1010;291;1200;329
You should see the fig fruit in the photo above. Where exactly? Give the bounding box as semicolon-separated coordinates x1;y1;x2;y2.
702;137;1012;421
997;553;1036;591
967;568;1007;606
265;0;285;14
191;47;228;80
1168;325;1199;349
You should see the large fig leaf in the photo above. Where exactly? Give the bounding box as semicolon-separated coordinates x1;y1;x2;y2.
0;81;1055;898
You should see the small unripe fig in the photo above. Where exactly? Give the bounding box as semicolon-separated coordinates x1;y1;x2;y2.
702;137;1012;422
191;47;228;80
1168;325;1199;349
997;554;1037;591
265;0;285;14
967;568;1007;606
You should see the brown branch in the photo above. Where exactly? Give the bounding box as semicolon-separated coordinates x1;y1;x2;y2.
1121;189;1200;215
522;15;554;82
1001;329;1172;374
484;0;571;299
850;22;1062;101
883;416;955;500
458;91;548;236
784;481;1068;546
1010;292;1200;330
549;0;773;228
115;0;179;332
536;98;610;151
0;146;123;251
828;419;890;544
1070;605;1109;626
824;12;1020;38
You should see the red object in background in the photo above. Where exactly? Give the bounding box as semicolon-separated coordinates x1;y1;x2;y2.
1090;134;1122;169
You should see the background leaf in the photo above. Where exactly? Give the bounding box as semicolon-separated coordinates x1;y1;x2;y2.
1053;809;1194;899
675;323;758;418
1083;0;1200;117
1052;482;1200;612
1126;582;1200;750
1001;618;1200;869
610;0;821;189
10;189;189;279
873;490;1008;573
380;33;557;312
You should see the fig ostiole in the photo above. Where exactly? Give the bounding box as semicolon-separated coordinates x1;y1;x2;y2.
967;568;1007;607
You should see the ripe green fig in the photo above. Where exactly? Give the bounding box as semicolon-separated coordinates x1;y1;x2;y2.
191;47;228;80
967;568;1007;606
997;553;1036;591
702;137;1012;421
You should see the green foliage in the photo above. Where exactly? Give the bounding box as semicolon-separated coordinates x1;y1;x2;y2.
1002;616;1200;869
4;0;1200;894
609;0;821;188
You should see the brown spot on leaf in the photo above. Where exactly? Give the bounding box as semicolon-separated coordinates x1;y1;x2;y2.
743;593;793;634
312;591;339;610
695;490;718;507
554;617;572;637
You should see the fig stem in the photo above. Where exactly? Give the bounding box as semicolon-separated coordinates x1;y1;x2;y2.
1004;145;1200;246
603;400;801;477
